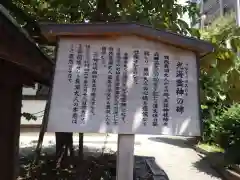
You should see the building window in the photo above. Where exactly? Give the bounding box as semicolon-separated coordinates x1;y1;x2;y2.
22;83;49;100
223;6;231;14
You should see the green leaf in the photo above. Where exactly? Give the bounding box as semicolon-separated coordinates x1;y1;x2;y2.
190;28;200;38
21;112;37;121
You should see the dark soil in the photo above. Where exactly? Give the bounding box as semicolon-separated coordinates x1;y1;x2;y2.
18;153;117;180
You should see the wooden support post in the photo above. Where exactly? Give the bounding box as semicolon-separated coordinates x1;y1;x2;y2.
0;84;22;180
116;134;135;180
78;133;84;160
0;60;34;180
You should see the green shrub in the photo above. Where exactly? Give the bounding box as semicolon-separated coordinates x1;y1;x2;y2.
202;116;219;143
213;104;240;164
201;103;227;143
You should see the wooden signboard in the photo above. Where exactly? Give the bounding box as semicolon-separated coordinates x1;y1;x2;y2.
48;36;201;136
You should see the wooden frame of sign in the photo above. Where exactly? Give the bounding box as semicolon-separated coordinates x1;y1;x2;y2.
40;22;213;180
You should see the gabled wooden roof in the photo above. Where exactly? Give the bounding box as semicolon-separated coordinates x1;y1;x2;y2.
40;22;213;56
0;5;53;85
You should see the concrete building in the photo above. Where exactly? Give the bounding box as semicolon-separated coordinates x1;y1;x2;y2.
202;0;235;25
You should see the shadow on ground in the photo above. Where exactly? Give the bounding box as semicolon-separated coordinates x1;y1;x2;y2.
148;136;222;179
19;144;170;180
19;145;114;179
192;152;223;179
148;136;195;148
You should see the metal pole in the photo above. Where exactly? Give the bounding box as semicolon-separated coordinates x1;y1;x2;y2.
219;0;223;16
200;0;205;29
236;0;240;27
236;0;240;57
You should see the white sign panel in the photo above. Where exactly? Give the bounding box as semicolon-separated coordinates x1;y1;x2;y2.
47;36;200;136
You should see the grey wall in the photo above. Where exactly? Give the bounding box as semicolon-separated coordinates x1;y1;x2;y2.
203;0;235;25
22;84;47;126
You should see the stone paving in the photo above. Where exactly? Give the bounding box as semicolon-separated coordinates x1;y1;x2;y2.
136;135;222;180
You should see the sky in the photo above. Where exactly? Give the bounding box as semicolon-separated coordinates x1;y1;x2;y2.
177;0;200;27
